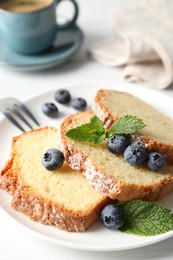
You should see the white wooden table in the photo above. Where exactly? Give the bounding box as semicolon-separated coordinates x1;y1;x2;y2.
1;1;173;259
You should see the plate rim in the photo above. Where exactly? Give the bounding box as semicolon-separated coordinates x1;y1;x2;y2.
0;200;173;252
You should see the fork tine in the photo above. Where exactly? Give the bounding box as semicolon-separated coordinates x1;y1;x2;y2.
4;111;25;132
13;108;33;130
20;104;40;127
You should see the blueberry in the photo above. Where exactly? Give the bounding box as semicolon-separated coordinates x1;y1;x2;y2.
72;98;87;111
42;103;58;118
100;204;124;230
55;89;71;104
124;143;146;166
42;148;64;171
107;134;130;154
147;152;166;171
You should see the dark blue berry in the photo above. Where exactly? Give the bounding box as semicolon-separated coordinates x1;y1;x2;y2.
124;143;146;166
147;152;166;171
107;134;130;154
42;103;58;118
72;98;87;111
100;204;124;230
55;89;71;104
42;148;64;171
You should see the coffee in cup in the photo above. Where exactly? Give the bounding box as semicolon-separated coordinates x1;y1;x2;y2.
0;0;52;12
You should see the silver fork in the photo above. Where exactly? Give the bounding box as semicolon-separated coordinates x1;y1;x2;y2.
0;97;40;132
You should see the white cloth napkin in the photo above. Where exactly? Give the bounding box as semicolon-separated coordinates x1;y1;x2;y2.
89;0;173;89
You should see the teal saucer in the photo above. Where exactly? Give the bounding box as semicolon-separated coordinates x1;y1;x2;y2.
0;25;83;71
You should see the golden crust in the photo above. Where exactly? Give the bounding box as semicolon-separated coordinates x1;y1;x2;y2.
11;186;105;232
93;89;119;128
93;89;173;164
59;111;173;201
0;159;17;194
0;127;109;232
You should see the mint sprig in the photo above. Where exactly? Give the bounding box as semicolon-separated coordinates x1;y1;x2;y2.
65;115;146;144
119;200;173;236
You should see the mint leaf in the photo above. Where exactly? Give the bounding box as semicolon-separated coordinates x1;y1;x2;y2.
65;116;106;144
119;200;173;236
107;115;146;137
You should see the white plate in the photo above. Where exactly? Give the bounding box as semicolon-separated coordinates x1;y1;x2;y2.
0;83;173;251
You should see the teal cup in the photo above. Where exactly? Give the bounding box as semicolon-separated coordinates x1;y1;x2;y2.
0;0;79;54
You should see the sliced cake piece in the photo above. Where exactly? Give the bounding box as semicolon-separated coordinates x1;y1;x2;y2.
93;89;173;164
0;127;109;232
59;111;173;201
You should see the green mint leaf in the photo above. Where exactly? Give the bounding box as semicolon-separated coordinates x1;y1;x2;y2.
107;115;146;137
119;200;173;236
65;116;106;144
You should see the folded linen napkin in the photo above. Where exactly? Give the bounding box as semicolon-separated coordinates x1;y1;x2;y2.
89;0;173;89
